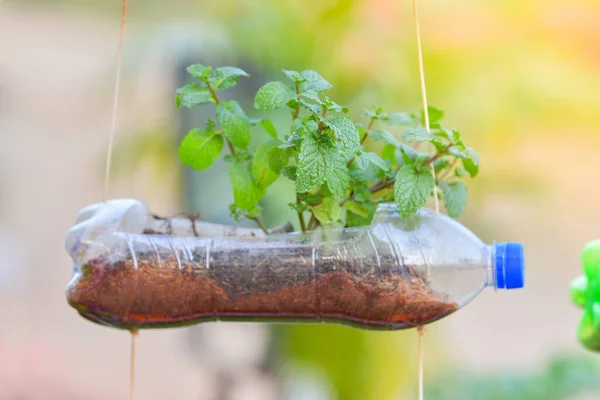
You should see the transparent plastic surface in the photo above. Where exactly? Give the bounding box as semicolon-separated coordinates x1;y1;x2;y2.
65;199;499;331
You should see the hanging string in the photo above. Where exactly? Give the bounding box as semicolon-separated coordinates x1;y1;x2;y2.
101;3;136;399
412;0;439;213
417;326;426;400
130;330;138;400
412;1;434;399
103;0;128;202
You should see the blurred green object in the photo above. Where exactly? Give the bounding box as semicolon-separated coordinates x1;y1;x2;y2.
571;240;600;352
425;355;600;400
272;324;415;400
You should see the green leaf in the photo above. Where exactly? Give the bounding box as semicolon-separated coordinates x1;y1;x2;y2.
353;152;369;170
462;147;480;177
178;128;224;171
394;164;435;218
279;131;303;149
354;152;389;172
229;203;243;222
254;81;296;111
448;146;470;159
454;167;467;177
301;90;321;102
369;130;401;147
326;103;348;113
209;66;249;89
296;133;332;192
324;116;360;161
352;182;373;203
216;101;252;149
246;205;262;219
187;64;212;82
387;112;415;126
433;159;451;173
381;144;398;166
298;193;323;204
310;198;342;225
229;160;265;210
346;201;376;227
402;127;434;143
299;99;322;115
322;96;348;113
289;201;307;213
398;144;430;164
434;129;452;141
324;151;350;201
451;129;464;146
345;200;369;218
363;106;385;120
300;70;332;92
281;166;297;181
349;162;385;183
283;69;305;83
292;118;319;133
267;145;292;172
252;141;280;189
223;154;236;163
439;181;468;218
422;106;444;124
175;84;214;108
260;119;278;139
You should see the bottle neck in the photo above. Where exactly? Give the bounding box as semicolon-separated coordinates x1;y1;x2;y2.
484;245;496;290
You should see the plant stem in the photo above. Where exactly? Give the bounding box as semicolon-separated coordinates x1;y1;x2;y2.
438;158;458;180
346;119;375;168
317;109;327;133
296;196;307;232
292;84;301;119
307;213;317;231
422;145;451;166
225;139;237;156
250;217;269;235
208;82;238;157
341;177;395;206
360;119;375;145
210;83;257;231
207;82;220;105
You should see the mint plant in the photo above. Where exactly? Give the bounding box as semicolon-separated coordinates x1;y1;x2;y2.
176;64;479;233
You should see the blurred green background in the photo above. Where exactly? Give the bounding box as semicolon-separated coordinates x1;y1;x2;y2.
1;0;600;399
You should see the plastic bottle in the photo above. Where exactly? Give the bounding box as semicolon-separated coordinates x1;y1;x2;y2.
65;199;525;331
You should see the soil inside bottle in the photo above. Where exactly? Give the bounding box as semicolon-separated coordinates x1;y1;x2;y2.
67;236;458;330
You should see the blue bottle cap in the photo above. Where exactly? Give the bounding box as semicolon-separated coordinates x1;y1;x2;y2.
494;242;525;289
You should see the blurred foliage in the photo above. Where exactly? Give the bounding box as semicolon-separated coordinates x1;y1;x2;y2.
272;324;416;400
109;123;179;183
424;354;600;400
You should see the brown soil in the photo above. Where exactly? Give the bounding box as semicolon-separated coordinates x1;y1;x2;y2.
66;244;458;331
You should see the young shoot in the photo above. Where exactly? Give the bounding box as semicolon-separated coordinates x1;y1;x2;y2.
175;65;479;233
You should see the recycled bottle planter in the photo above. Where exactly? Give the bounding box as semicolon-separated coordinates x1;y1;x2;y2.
571;240;600;352
65;199;525;331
